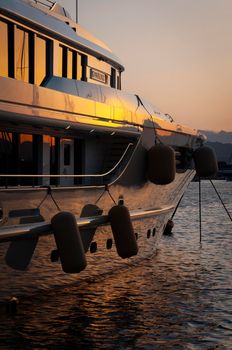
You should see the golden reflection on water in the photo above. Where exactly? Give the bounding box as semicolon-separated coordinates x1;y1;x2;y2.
0;181;231;349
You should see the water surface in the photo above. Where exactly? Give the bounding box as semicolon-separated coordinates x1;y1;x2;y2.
0;180;231;349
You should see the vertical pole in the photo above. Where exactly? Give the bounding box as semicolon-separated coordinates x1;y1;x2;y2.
76;0;78;23
199;177;202;243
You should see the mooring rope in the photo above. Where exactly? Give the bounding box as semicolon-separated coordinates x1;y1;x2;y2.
38;186;61;211
209;179;232;222
171;194;185;220
95;185;117;205
135;94;162;144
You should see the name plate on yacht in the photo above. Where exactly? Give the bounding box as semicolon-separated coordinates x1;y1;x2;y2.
90;68;108;84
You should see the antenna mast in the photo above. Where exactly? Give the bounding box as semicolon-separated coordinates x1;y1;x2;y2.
76;0;78;23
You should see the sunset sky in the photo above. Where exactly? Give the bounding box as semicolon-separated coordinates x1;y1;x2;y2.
58;0;232;132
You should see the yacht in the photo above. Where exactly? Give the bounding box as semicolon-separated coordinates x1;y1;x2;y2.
0;0;216;297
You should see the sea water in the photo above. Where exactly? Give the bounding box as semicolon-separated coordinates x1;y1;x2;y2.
0;180;231;350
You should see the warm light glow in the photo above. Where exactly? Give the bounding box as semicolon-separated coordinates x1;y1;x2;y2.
20;134;32;143
15;27;29;82
0;21;8;77
35;35;46;85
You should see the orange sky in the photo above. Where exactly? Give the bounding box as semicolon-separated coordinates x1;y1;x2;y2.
60;0;232;132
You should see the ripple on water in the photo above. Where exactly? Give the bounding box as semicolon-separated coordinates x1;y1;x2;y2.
0;180;231;350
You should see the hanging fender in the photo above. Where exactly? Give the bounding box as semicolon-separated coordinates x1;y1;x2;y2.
108;204;138;259
147;144;176;185
193;146;218;177
51;211;87;273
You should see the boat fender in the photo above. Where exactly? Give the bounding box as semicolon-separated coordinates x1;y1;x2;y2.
163;219;174;235
51;211;87;273
147;144;176;185
193;146;218;177
108;205;138;259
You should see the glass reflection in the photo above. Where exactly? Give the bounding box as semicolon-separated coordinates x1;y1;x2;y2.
15;27;29;82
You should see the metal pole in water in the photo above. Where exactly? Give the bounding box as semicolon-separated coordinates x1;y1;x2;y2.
199;177;202;243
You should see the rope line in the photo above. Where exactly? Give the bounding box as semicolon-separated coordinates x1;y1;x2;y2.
50;192;61;211
135;94;162;144
95;185;117;205
38;186;61;211
210;180;232;222
37;193;49;209
171;193;184;220
94;190;105;205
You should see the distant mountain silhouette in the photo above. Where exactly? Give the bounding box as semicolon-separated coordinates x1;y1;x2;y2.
198;130;232;163
206;141;232;163
200;130;232;144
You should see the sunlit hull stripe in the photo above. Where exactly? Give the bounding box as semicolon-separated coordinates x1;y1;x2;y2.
0;205;174;242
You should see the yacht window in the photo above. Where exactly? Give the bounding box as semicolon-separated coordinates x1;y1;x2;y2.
58;45;69;78
0;132;43;186
72;51;78;79
77;53;82;80
68;49;77;79
59;45;83;80
7;23;14;78
0;132;12;186
0;20;8;77
62;46;68;77
58;45;63;77
67;48;72;79
81;54;87;81
15;27;29;82
117;72;121;90
110;67;116;88
35;35;47;85
64;143;71;166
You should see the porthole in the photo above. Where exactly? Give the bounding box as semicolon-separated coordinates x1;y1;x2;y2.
152;228;156;237
50;249;59;262
106;238;113;250
90;242;97;253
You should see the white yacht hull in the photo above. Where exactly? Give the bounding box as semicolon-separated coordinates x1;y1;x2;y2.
0;170;195;299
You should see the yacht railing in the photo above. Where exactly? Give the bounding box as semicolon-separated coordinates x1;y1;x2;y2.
30;0;56;10
0;143;134;187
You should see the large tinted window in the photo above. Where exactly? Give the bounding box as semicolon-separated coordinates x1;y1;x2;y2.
59;45;77;79
35;35;47;85
77;53;82;80
15;26;29;82
67;49;76;79
0;17;51;85
0;20;8;77
58;45;86;81
110;67;116;88
64;143;71;165
81;54;87;81
58;45;63;77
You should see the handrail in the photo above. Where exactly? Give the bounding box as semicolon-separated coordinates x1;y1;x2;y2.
30;0;55;9
0;143;134;179
0;205;175;242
